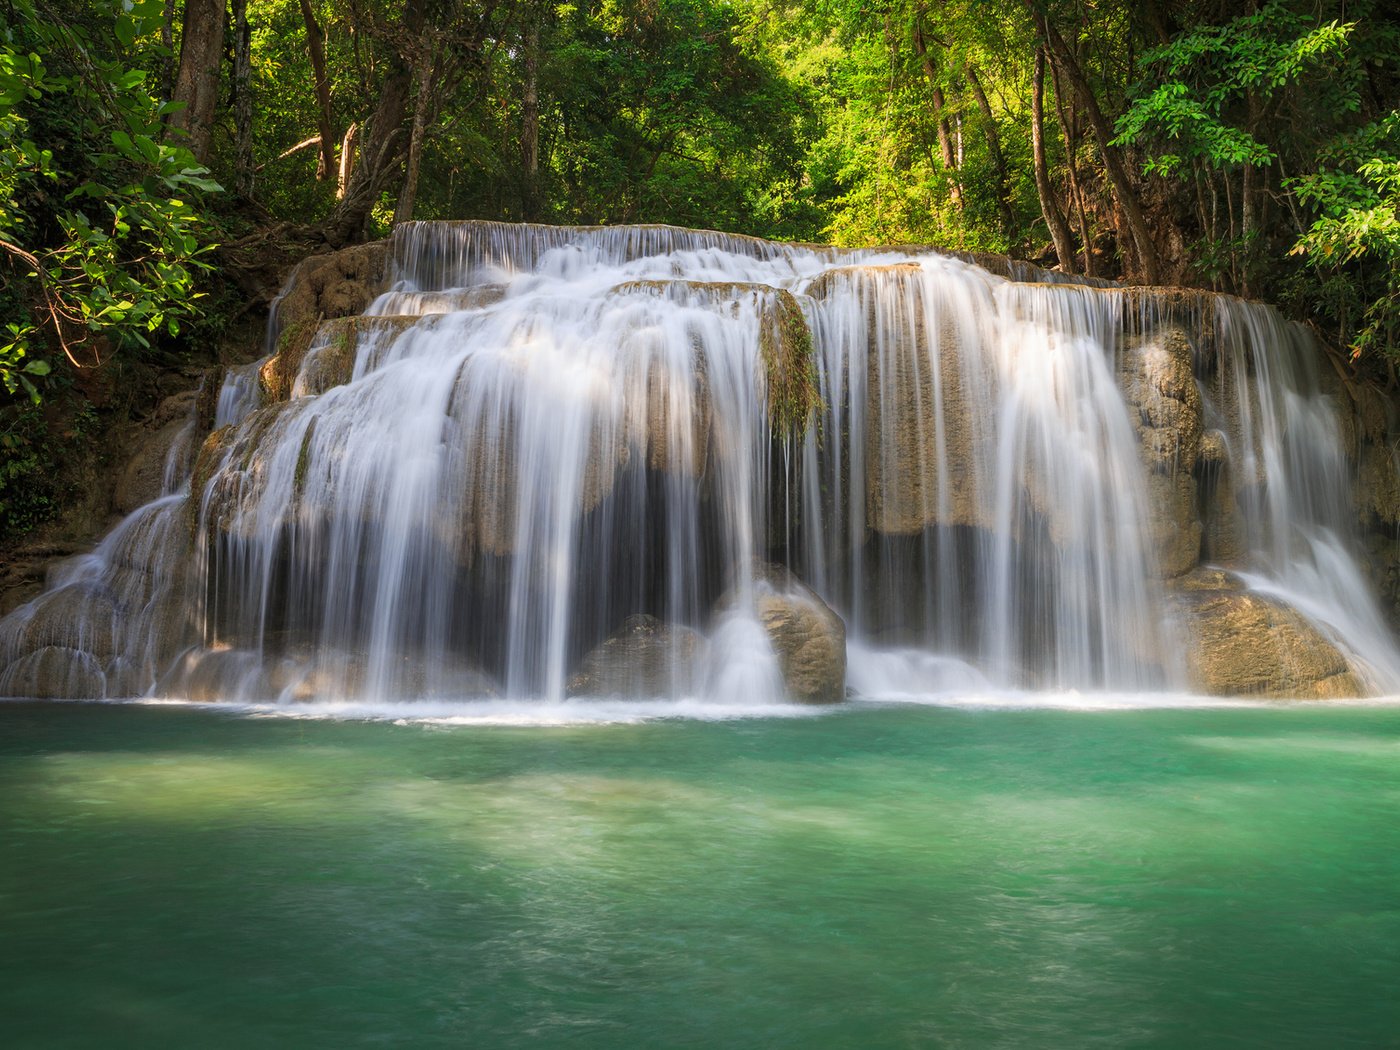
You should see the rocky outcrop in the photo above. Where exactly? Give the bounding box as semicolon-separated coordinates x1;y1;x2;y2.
270;241;389;341
0;645;107;699
113;390;200;514
567;614;708;697
156;644;502;702
1168;568;1365;698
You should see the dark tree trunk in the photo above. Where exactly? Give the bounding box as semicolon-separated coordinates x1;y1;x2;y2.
911;21;961;210
1049;59;1094;275
324;69;411;245
161;0;177;100
1032;49;1076;272
298;0;337;181
394;44;436;224
520;18;541;220
1031;6;1162;283
323;0;424;245
168;0;226;164
337;122;358;201
964;63;1016;244
232;0;253;195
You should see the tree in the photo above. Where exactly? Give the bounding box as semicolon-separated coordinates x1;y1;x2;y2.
0;0;219;401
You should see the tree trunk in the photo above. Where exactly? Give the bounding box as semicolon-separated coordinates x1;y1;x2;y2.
325;71;411;245
168;0;226;164
394;43;436;225
324;0;423;244
161;0;177;101
520;18;541;220
1031;7;1162;283
337;122;358;201
298;0;337;181
232;0;253;195
964;63;1016;244
911;21;961;210
1032;49;1076;272
1049;60;1094;275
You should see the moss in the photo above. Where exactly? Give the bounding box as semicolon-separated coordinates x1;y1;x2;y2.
760;290;820;439
293;417;317;500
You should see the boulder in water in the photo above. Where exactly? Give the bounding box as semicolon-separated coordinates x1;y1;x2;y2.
750;567;847;704
1168;569;1366;698
567;614;708;698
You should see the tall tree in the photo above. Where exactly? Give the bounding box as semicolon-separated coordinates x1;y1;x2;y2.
168;0;226;163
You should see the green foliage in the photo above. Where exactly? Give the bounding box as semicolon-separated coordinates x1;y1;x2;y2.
0;0;220;403
1291;114;1400;357
1115;3;1355;176
0;398;97;539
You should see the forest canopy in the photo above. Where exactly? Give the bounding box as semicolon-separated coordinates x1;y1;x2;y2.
0;0;1397;405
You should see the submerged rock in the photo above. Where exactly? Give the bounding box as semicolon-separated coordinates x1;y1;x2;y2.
567;614;708;698
1168;568;1365;698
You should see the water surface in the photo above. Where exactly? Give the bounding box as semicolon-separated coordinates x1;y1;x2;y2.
3;700;1398;1047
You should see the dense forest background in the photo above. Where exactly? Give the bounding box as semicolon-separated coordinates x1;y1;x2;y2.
0;0;1397;536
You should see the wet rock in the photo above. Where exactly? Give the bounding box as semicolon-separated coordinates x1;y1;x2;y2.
272;241;389;338
1195;430;1245;564
18;584;118;663
568;614;708;697
114;392;199;514
0;645;106;699
270;646;502;701
809;264;991;536
1120;327;1203;470
1142;472;1203;578
155;647;273;702
1168;568;1366;698
751;567;847;704
1119;327;1204;577
291;316;417;398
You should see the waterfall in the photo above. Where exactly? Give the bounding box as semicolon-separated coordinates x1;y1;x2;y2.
1;221;1396;704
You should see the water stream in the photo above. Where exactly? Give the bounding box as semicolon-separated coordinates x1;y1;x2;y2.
1;222;1395;704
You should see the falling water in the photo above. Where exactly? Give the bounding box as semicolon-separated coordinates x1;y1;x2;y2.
1;221;1396;704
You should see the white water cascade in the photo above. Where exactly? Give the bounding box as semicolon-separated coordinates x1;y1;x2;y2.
1;221;1396;706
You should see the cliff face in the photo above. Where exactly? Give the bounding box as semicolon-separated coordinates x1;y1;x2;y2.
2;225;1398;702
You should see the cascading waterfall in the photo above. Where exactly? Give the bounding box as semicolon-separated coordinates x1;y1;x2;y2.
1;220;1396;704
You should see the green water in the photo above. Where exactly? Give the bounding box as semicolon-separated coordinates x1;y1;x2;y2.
3;701;1399;1048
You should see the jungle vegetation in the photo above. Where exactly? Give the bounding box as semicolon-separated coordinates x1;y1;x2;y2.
0;0;1396;530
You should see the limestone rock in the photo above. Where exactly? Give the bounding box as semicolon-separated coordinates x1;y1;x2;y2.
270;646;502;702
567;614;708;697
1195;429;1245;564
1168;568;1366;698
0;645;106;699
114;391;199;514
271;242;389;337
809;264;991;536
291;316;417;398
751;568;847;704
1119;327;1205;577
18;584;118;663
